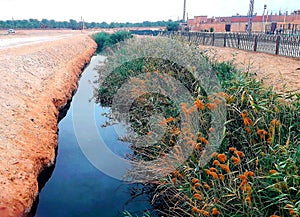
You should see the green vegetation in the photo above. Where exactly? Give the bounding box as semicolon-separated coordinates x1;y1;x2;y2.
92;31;133;53
0;18;181;30
153;60;300;217
95;37;299;217
166;22;179;31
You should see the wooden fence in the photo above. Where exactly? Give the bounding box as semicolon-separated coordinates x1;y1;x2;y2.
162;32;300;58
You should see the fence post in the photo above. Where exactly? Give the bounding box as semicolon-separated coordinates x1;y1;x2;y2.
212;33;215;46
254;35;258;52
188;32;191;42
237;34;240;49
224;34;227;47
275;35;280;55
203;33;206;45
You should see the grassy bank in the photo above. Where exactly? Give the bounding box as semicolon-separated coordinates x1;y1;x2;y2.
152;60;299;217
95;37;299;217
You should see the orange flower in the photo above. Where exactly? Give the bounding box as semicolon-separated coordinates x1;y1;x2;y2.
195;144;202;150
209;167;217;172
289;209;296;215
200;210;210;216
206;103;218;110
245;195;252;204
166;117;174;123
232;156;241;165
211;152;218;157
235;151;245;158
194;182;201;187
267;137;273;145
172;177;177;184
217;154;227;163
186;140;196;146
240;182;250;191
240;111;248;118
270;119;279;126
211;207;220;215
193;193;202;200
245;184;252;192
199;136;209;145
243;117;253;126
219;164;230;173
257;129;268;140
245;127;252;133
194;99;205;110
204;183;210;189
229;147;236;152
212;160;220;166
219;174;225;181
192;178;199;184
181;103;189;115
239;175;247;180
192;206;200;213
205;169;212;175
170;126;180;136
244;171;254;177
269;215;280;217
269;169;277;174
210;172;219;179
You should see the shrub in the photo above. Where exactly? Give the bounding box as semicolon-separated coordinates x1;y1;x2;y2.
92;31;132;53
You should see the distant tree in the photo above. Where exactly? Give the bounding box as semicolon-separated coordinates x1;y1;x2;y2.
166;22;179;31
0;18;182;30
69;19;78;30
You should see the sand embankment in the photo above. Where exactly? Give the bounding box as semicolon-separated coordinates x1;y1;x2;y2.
0;33;97;216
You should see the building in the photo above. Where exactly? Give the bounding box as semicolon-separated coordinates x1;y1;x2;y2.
187;9;300;34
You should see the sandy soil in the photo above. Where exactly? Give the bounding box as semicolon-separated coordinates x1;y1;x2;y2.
200;45;300;93
0;32;96;217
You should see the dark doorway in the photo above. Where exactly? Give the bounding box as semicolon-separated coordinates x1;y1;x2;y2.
225;24;231;32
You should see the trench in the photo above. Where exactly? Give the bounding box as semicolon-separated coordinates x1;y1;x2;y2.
33;55;155;217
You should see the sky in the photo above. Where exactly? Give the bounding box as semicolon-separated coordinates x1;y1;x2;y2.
0;0;299;23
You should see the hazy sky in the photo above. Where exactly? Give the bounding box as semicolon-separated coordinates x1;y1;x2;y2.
0;0;299;22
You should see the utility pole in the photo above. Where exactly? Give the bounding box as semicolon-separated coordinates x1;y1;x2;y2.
247;0;254;34
12;17;15;29
262;4;267;33
81;16;84;32
183;0;186;21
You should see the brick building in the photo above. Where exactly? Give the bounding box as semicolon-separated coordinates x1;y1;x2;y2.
187;10;300;34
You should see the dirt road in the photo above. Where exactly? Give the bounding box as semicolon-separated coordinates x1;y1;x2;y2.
0;31;96;217
200;45;300;93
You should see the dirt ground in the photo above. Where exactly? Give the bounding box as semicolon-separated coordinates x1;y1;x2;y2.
199;45;300;93
0;31;96;217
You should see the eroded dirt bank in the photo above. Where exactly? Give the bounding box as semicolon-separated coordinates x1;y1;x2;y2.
0;34;96;216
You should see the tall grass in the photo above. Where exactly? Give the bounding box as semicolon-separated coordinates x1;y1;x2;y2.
153;60;300;217
95;36;299;217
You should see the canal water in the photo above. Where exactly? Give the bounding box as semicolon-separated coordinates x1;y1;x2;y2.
35;55;154;217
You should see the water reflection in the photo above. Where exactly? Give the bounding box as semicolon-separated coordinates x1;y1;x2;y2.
35;56;155;217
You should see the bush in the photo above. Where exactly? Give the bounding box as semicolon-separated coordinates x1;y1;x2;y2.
92;31;132;53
